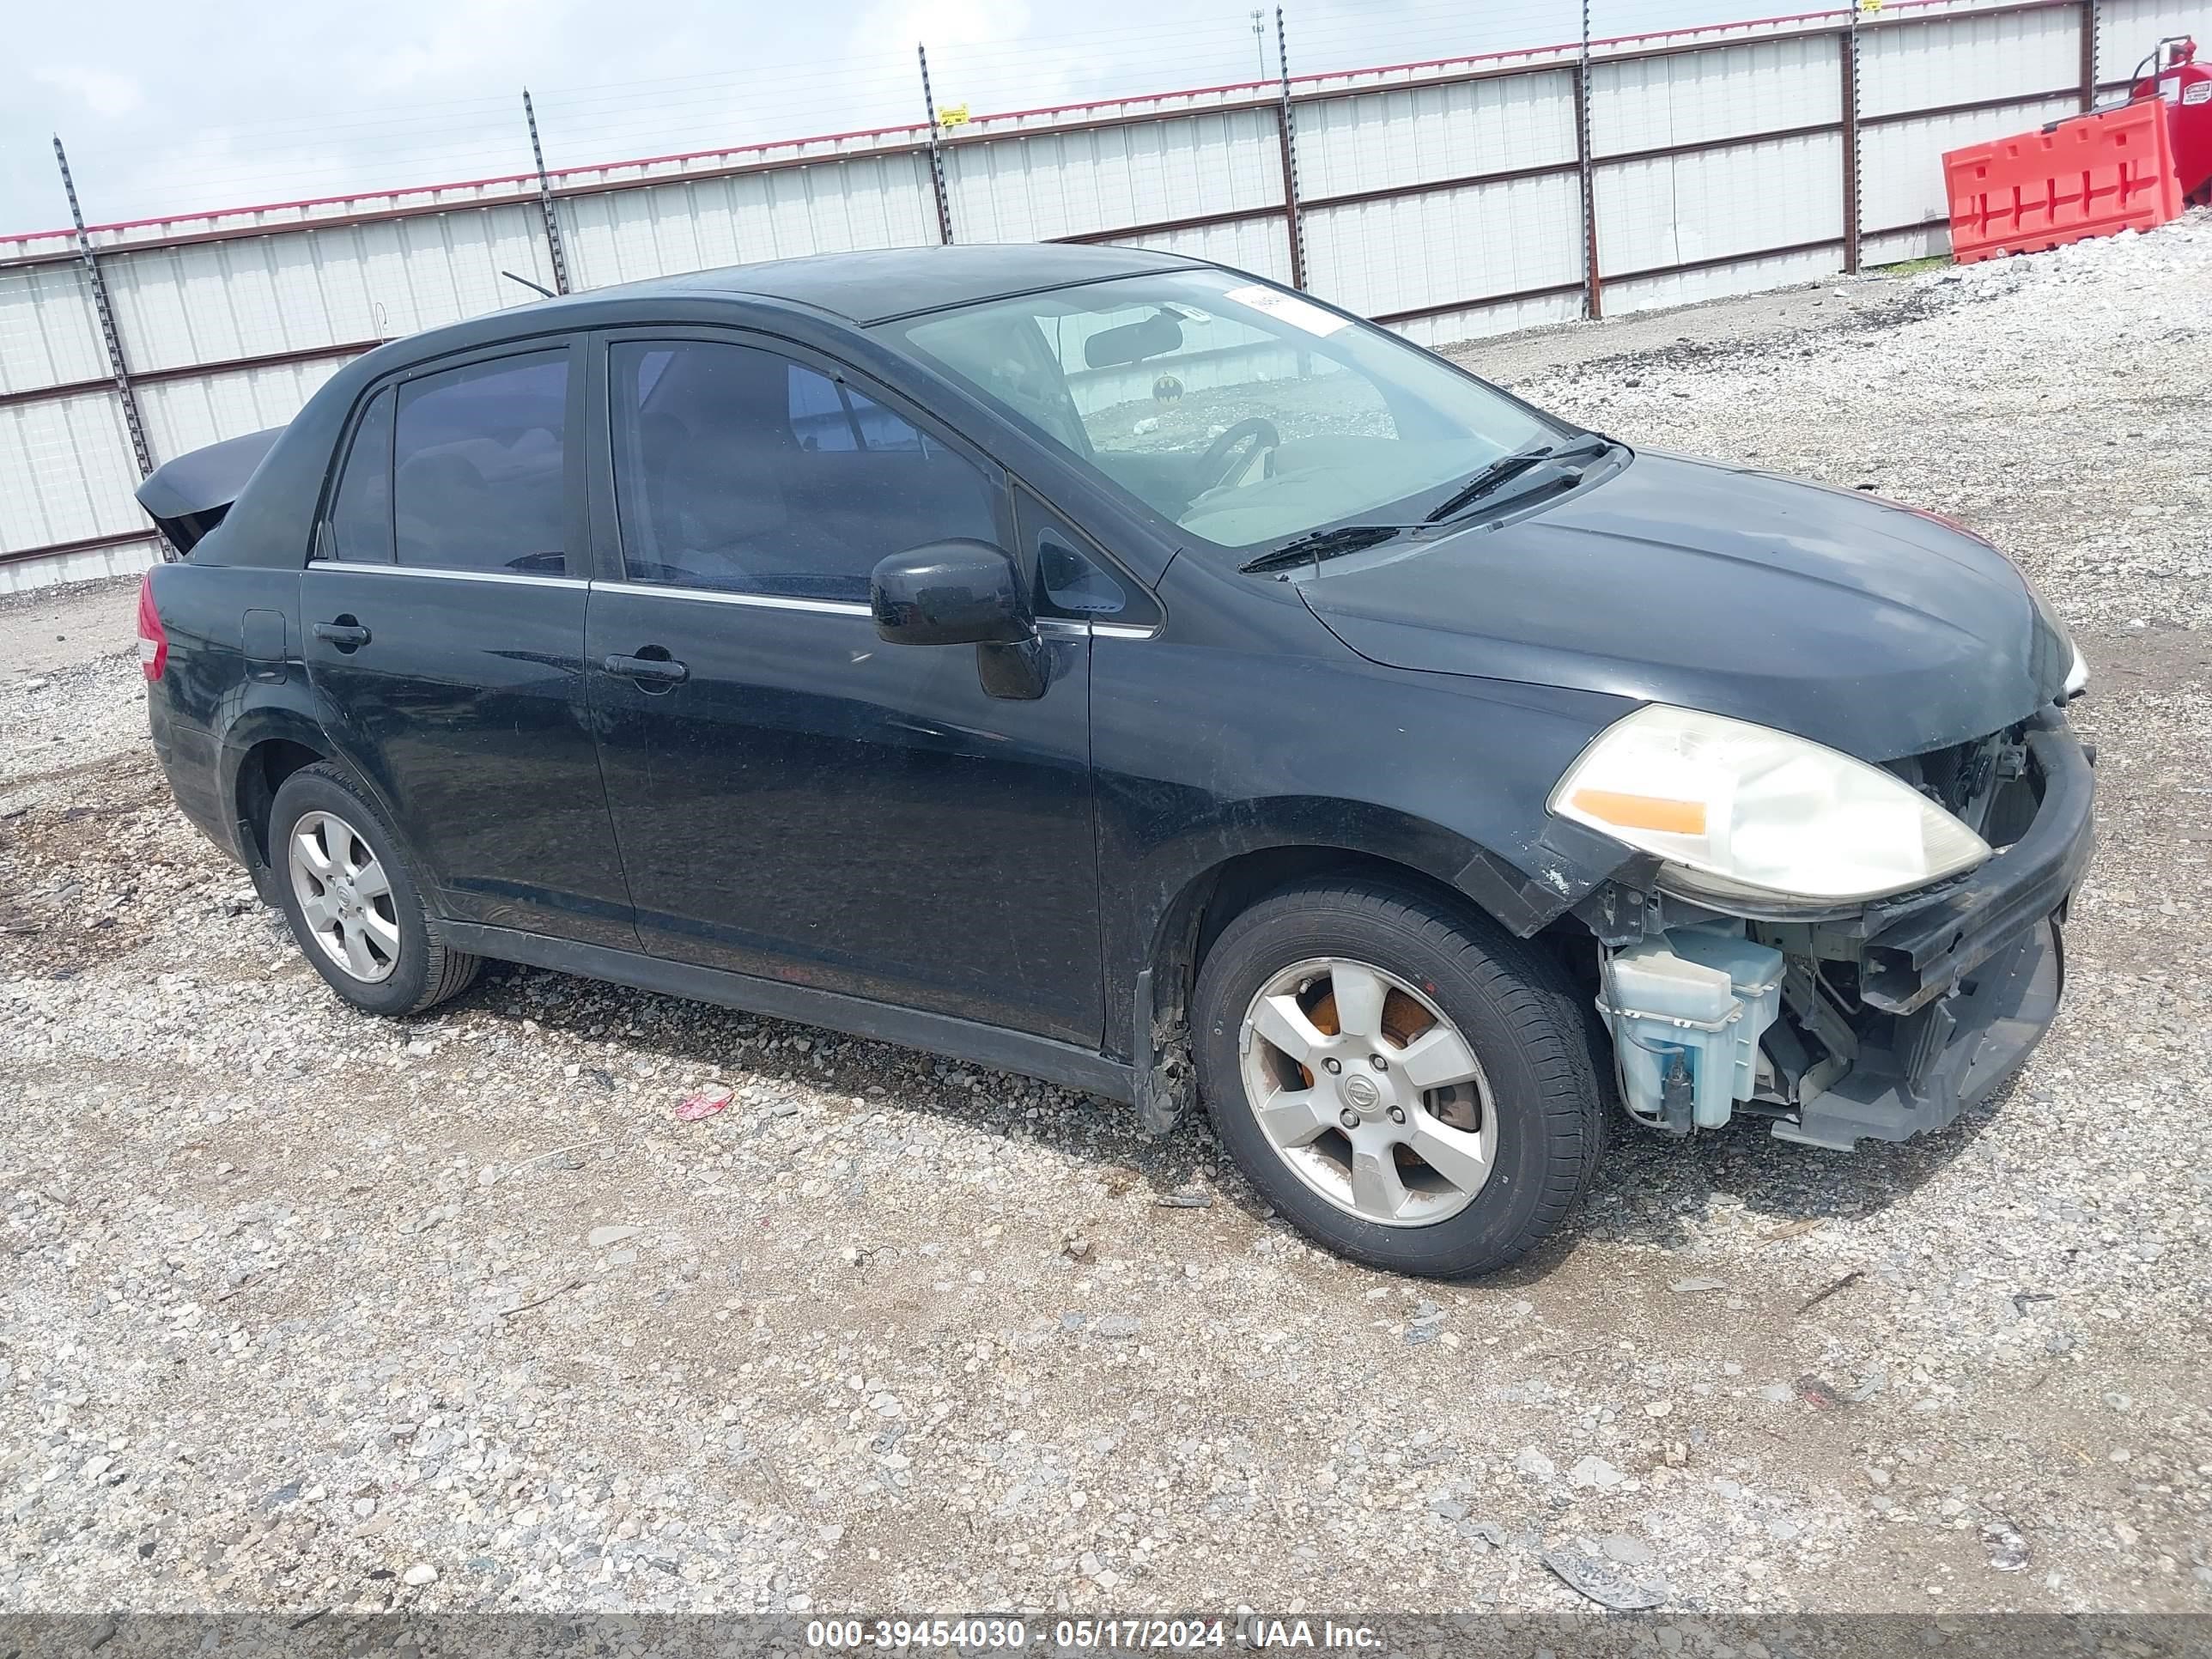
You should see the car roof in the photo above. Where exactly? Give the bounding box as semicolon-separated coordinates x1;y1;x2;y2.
592;242;1204;325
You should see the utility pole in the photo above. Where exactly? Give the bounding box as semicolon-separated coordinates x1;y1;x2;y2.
521;90;571;295
1274;7;1307;289
916;44;956;246
1575;0;1603;319
53;137;158;520
1251;9;1267;79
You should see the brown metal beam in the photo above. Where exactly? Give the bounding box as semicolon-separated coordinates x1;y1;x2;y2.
1604;234;1845;285
1370;280;1589;325
0;337;382;411
1595;118;1844;167
1304;157;1582;211
1050;205;1285;245
0;528;160;568
1858;84;2084;127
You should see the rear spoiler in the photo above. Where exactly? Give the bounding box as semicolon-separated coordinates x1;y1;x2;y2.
135;426;284;554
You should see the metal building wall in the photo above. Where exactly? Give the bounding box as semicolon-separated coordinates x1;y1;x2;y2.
2096;0;2210;82
0;0;2187;593
1297;70;1586;335
1593;34;1849;313
945;109;1285;242
1856;3;2095;264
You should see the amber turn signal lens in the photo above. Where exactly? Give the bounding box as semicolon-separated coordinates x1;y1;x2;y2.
1567;788;1707;836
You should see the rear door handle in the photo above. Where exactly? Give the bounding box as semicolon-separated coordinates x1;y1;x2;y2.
603;652;689;685
313;619;371;650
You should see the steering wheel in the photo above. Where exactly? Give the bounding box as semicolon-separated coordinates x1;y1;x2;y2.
1195;416;1281;492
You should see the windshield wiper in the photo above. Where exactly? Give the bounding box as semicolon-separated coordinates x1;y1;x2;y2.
1422;433;1616;524
1238;522;1417;574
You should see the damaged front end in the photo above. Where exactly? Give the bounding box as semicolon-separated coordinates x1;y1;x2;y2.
1571;707;2094;1150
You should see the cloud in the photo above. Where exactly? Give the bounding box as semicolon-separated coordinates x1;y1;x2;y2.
33;65;144;118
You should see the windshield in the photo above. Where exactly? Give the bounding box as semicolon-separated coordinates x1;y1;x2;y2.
880;268;1564;553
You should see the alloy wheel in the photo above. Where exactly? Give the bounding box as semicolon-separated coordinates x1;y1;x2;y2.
1237;957;1494;1227
288;809;401;984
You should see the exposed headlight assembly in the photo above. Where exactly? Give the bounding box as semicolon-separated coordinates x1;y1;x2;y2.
1550;705;1991;907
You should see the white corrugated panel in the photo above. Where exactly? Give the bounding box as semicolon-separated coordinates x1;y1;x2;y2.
1304;173;1586;319
0;389;143;554
560;155;939;290
1391;288;1585;349
1604;242;1844;313
1297;70;1578;199
945;111;1282;242
1595;130;1844;276
137;356;360;464
1109;216;1296;284
1858;94;2082;243
2096;0;2211;82
0;537;161;596
1858;6;2082;119
0;264;105;396
1592;34;1843;157
101;206;552;374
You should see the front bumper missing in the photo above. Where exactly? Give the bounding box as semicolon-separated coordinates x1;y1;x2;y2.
1774;713;2094;1149
1771;914;2063;1150
1574;709;2095;1151
1856;718;2096;1017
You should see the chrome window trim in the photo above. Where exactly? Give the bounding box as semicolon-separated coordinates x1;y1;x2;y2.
307;560;586;590
594;580;872;618
1091;622;1157;641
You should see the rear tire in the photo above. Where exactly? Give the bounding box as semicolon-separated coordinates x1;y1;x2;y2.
1193;876;1605;1278
270;763;481;1018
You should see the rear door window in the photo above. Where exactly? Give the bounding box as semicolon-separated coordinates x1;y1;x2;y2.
392;349;570;576
324;386;396;563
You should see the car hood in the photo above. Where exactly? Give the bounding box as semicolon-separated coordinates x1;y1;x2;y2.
1294;449;2070;761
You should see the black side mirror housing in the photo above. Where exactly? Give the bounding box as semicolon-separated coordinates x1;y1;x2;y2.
871;540;1033;647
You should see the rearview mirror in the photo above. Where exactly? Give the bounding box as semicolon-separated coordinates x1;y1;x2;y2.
1083;311;1183;368
871;540;1033;647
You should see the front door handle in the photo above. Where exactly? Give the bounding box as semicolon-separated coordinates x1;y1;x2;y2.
313;618;371;650
603;652;689;685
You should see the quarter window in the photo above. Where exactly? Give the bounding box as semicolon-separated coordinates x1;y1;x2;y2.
324;386;396;563
392;349;569;576
608;338;996;603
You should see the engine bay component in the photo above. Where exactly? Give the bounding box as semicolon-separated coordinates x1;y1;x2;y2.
1598;925;1784;1133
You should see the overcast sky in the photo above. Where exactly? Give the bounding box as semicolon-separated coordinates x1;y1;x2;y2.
3;0;1748;237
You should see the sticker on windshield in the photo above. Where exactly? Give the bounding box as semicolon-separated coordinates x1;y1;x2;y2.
1224;283;1352;337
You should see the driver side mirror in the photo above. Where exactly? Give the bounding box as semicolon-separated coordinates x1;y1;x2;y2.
871;539;1032;646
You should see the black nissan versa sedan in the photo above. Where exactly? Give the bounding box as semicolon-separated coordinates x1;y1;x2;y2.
134;243;2094;1277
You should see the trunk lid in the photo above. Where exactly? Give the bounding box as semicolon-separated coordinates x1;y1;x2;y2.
134;427;284;553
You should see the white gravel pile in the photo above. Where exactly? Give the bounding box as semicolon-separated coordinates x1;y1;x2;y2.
2;221;2209;1621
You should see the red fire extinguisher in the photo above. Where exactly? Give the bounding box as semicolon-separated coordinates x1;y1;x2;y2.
2131;37;2212;203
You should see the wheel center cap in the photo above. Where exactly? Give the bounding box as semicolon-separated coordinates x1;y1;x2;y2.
1339;1071;1382;1114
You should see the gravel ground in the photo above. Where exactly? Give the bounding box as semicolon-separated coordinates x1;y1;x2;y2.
3;218;2209;1621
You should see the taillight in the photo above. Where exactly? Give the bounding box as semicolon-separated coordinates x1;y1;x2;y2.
136;572;169;681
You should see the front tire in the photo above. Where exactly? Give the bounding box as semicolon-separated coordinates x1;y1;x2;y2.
1194;877;1604;1278
270;763;481;1017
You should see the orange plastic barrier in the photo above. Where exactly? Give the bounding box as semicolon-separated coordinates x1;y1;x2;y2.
1942;100;2183;264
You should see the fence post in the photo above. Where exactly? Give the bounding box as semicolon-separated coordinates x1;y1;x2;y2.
2079;0;2100;110
916;45;957;246
1275;6;1309;290
521;91;572;295
1576;0;1603;320
53;136;161;552
1842;12;1863;273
